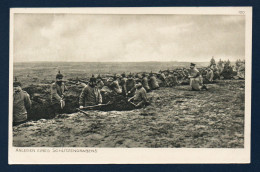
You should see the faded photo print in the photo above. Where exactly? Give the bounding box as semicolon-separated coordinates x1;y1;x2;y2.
11;11;247;150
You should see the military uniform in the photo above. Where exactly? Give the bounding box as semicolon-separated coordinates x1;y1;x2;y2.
189;67;202;91
79;84;102;107
13;90;31;124
50;82;67;114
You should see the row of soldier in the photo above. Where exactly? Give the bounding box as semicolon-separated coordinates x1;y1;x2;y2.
13;62;243;126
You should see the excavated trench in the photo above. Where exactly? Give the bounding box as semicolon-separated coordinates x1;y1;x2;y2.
23;83;137;121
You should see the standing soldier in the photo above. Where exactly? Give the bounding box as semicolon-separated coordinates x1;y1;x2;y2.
79;76;102;109
50;71;67;115
13;81;31;126
189;63;207;91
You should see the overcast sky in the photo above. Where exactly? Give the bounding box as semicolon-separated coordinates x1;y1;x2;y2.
13;14;245;62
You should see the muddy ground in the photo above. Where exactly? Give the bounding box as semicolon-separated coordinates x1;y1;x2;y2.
13;80;244;148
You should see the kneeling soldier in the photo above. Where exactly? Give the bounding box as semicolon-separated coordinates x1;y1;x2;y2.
79;76;102;109
128;81;149;108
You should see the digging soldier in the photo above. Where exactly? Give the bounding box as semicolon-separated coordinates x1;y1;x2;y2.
189;63;207;91
79;76;102;109
50;71;67;115
128;80;149;108
13;80;32;126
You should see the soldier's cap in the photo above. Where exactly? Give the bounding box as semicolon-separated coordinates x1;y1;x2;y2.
13;81;22;87
190;63;196;66
121;73;126;77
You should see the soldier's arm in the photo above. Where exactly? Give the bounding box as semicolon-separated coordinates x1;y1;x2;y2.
141;90;148;103
98;90;102;104
79;86;87;106
24;92;32;111
64;84;68;92
129;85;136;93
51;84;62;101
210;71;214;81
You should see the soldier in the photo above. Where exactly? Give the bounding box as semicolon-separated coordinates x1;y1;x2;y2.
128;81;149;108
50;71;67;115
13;81;31;126
96;74;104;89
158;71;168;87
189;63;207;91
149;72;159;90
126;73;136;97
206;67;214;83
110;74;122;94
120;73;128;97
211;63;220;80
221;62;234;79
79;76;102;109
141;73;151;92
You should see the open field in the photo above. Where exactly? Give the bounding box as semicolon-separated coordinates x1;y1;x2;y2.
12;62;245;148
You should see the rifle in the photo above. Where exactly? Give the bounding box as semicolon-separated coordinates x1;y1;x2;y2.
77;101;112;111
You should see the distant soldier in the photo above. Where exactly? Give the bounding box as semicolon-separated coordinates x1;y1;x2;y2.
50;71;67;115
189;63;207;91
141;73;151;92
158;71;168;86
237;62;245;79
211;63;220;80
206;67;214;82
126;74;136;97
128;81;149;108
221;63;234;79
120;73;128;96
96;74;104;89
110;74;122;94
172;73;179;86
13;81;31;126
149;72;159;90
79;76;102;109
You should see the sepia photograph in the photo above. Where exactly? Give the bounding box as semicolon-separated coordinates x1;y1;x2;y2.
9;7;252;164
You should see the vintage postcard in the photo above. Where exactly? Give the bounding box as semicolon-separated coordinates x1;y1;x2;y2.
9;7;252;164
